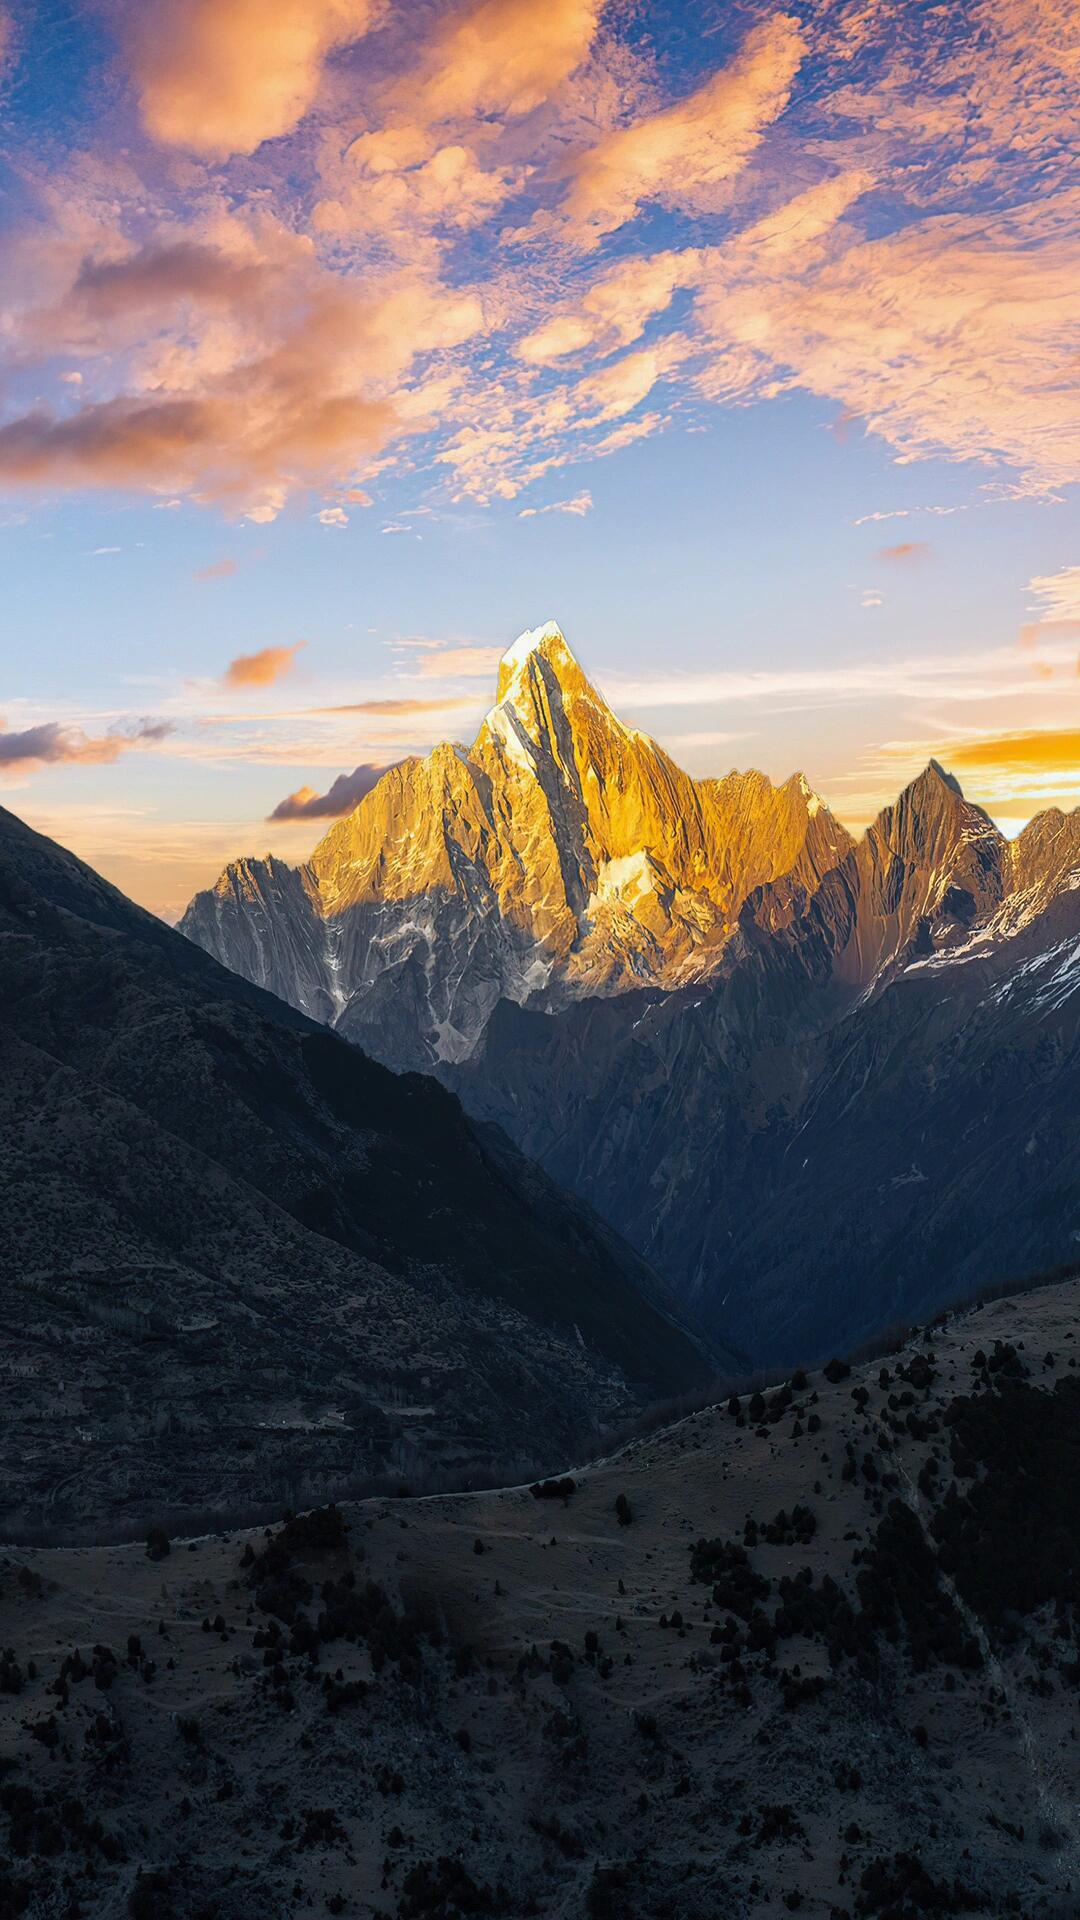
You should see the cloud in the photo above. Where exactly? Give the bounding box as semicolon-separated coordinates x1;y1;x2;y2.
518;489;592;518
315;0;602;251
0;219;485;518
607;632;1080;712
310;697;480;715
0;717;172;771
223;642;305;688
547;14;806;248
315;142;526;252
1028;566;1080;623
517;252;701;365
316;506;349;527
194;556;237;581
70;240;269;318
695;184;1080;492
3;0;1079;525
877;540;932;563
931;728;1080;778
410;645;505;679
268;761;395;819
125;0;379;159
0;6;15;76
0;389;396;520
375;0;599;143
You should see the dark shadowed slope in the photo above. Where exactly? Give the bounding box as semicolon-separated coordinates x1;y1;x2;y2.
0;805;722;1537
2;1276;1078;1916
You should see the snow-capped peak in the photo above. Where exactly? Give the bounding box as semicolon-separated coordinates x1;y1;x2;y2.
500;619;567;674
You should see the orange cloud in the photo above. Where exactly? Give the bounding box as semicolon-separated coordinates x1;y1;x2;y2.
194;556;237;581
877;540;932;562
0;717;172;771
549;14;806;248
223;642;306;688
315;142;524;251
392;0;599;132
125;0;379;159
943;729;1080;775
319;0;600;251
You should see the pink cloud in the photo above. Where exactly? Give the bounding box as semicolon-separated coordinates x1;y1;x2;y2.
125;0;379;159
0;716;172;771
388;0;599;133
694;182;1080;491
0;216;485;518
545;14;806;248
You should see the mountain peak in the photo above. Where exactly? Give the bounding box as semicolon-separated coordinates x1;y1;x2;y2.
924;758;963;796
494;619;588;705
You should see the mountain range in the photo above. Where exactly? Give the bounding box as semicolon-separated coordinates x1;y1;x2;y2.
181;622;850;1070
183;623;1080;1366
0;801;718;1537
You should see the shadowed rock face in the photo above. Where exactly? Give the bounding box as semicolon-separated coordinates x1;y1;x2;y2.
0;804;722;1537
450;770;1080;1364
180;622;851;1070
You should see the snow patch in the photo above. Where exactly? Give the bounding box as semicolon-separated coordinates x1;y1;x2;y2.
500;619;565;673
484;702;535;772
588;851;655;911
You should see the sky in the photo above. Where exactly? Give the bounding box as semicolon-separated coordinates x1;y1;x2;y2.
0;0;1077;920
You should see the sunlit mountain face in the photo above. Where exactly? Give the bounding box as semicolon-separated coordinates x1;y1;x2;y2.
181;622;852;1062
1;0;1079;915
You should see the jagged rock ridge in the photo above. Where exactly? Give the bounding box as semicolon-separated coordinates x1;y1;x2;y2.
452;762;1080;1361
181;621;851;1069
